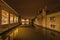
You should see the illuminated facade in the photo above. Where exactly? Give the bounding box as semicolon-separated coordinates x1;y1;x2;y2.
46;12;60;31
0;0;19;32
34;9;46;27
34;9;60;32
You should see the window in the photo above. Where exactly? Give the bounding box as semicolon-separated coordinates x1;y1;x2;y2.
51;24;56;28
21;19;25;25
25;19;30;24
50;16;55;21
1;10;9;25
16;17;18;23
10;14;13;23
14;16;17;23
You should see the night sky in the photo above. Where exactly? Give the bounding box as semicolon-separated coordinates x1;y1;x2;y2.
4;0;60;19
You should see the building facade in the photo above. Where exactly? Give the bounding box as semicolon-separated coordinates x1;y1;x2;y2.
46;12;60;32
34;8;60;32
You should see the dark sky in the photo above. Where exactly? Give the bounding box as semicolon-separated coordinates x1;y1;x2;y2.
4;0;60;19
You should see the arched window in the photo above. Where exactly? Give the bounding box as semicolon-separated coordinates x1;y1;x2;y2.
21;19;25;25
25;19;29;24
16;17;18;23
10;14;13;23
14;15;17;23
1;10;9;25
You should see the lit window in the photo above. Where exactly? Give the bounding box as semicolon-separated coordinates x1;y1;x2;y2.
10;14;13;23
26;19;29;24
26;19;29;22
1;10;9;25
21;19;25;22
21;19;25;25
50;16;55;21
14;16;17;23
16;17;18;23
